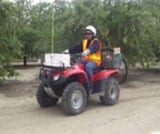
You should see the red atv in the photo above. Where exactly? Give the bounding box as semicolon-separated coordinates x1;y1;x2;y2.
36;53;120;115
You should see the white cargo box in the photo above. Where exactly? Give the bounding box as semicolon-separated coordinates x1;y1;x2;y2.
114;47;121;55
43;53;70;67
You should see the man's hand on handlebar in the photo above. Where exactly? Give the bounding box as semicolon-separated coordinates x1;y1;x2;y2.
63;49;69;54
81;49;90;57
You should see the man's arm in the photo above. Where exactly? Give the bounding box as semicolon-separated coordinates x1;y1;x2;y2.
69;42;82;54
88;40;99;54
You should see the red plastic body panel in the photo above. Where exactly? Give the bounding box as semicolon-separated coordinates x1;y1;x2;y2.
91;69;119;82
61;63;119;83
62;63;87;83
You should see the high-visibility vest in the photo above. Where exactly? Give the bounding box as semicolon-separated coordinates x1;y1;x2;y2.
82;38;102;66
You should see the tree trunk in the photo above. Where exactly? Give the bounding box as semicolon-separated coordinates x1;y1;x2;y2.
23;55;27;66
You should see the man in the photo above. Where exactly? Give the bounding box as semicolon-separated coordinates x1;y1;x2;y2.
64;25;102;93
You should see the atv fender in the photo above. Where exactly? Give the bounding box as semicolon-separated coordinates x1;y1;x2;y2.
92;69;119;92
63;64;88;83
92;69;119;81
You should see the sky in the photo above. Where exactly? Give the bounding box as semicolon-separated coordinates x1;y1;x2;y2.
8;0;72;4
31;0;53;4
8;0;54;4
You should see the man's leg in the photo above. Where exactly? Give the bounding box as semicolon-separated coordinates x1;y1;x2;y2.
85;61;97;93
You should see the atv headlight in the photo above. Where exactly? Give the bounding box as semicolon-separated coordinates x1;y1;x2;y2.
53;74;60;81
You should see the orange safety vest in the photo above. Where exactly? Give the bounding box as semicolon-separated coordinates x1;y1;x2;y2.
82;38;102;66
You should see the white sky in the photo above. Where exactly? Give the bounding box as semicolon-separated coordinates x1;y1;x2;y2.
8;0;54;4
32;0;54;4
8;0;72;4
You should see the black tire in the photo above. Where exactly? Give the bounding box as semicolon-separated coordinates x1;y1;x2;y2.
36;83;59;108
113;54;128;84
62;82;87;115
114;56;128;83
99;77;120;105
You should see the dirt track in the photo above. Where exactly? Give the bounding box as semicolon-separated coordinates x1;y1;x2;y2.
0;67;160;134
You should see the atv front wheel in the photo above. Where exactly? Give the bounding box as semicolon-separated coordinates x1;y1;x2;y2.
62;82;87;115
36;83;59;108
99;77;120;105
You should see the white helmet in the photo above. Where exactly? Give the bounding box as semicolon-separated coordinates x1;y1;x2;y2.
85;25;96;36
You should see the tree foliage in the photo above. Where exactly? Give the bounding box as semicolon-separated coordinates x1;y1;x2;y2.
0;0;160;78
0;0;21;79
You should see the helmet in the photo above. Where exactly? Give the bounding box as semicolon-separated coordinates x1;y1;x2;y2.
85;25;96;36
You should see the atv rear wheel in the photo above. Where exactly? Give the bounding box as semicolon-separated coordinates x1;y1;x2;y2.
62;82;87;115
36;83;59;108
99;77;120;105
116;57;128;83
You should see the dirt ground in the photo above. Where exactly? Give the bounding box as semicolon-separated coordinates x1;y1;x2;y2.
0;67;160;134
